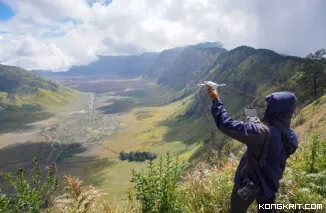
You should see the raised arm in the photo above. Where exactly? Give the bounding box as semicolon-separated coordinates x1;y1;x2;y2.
206;86;266;145
211;99;266;145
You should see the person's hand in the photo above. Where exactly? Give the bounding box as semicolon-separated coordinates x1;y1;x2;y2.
206;85;219;100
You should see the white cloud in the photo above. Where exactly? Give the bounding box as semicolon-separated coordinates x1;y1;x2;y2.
0;0;325;71
0;34;72;70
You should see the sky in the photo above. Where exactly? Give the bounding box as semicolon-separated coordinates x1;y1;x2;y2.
0;0;325;71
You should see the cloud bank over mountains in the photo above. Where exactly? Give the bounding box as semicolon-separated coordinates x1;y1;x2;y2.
0;0;325;71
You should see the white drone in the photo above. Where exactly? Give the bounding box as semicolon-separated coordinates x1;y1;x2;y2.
197;81;227;90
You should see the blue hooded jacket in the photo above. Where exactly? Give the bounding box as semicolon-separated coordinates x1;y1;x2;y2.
211;92;298;199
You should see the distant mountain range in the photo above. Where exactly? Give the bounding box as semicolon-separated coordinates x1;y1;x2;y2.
32;42;223;79
31;41;312;114
33;52;159;78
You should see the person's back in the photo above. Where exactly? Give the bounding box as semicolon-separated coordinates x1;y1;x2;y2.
206;87;298;213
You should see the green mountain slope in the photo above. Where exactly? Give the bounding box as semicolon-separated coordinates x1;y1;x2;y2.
143;47;184;79
0;64;78;133
156;46;325;161
157;46;227;90
0;64;58;94
190;46;304;117
0;64;77;107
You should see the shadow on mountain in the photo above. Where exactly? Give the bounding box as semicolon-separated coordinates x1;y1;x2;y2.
97;98;136;114
0;141;116;194
0;105;54;134
135;110;154;120
155;112;213;145
115;88;146;99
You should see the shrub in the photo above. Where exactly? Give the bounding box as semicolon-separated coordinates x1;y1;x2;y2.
119;152;129;161
304;132;326;173
130;152;184;213
277;132;326;211
53;175;111;213
129;151;136;162
179;163;235;213
0;157;58;213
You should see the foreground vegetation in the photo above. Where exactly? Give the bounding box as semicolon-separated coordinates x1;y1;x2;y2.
1;129;325;212
0;157;58;213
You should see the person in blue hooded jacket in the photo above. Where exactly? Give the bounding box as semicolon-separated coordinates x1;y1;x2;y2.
206;85;298;213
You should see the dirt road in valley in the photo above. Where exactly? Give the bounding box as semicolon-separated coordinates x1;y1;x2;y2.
0;93;119;171
41;93;119;164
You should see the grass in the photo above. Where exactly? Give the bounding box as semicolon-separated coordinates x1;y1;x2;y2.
74;78;143;94
292;93;326;141
104;96;190;150
0;106;54;134
97;98;136;114
1;80;188;207
135;110;154;120
0;86;78;108
2;73;326;212
12;81;199;208
82;95;200;206
119;92;326;213
0;87;80;133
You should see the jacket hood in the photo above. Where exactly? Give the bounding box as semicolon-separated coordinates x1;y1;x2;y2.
262;92;297;128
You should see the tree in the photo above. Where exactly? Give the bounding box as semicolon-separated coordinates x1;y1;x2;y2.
147;153;157;160
136;152;146;162
142;151;148;159
119;151;128;161
128;151;135;162
134;151;141;161
119;151;157;162
302;49;326;99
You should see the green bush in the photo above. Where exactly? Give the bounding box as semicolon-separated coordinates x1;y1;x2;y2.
277;132;326;211
120;151;157;162
304;132;326;173
130;152;184;213
0;157;58;213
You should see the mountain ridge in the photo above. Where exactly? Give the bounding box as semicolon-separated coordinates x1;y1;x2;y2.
31;42;224;79
0;64;78;133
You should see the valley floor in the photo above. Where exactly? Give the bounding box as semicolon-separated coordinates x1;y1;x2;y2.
0;78;200;206
0;92;117;189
